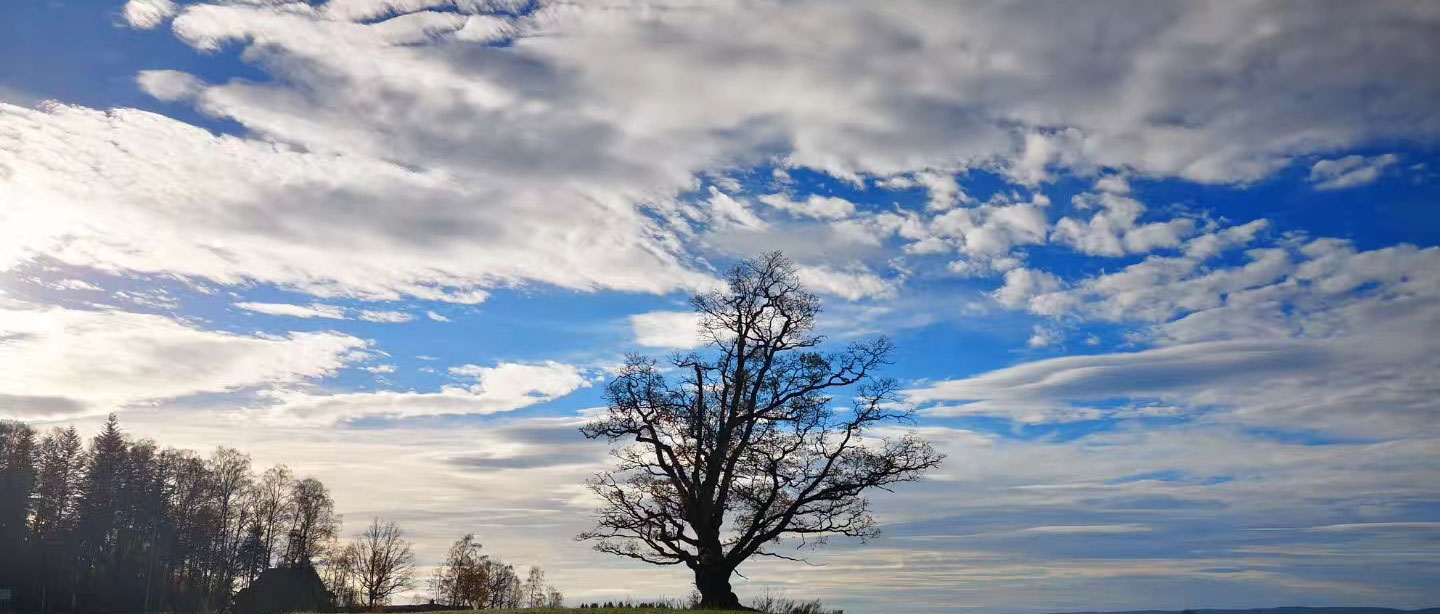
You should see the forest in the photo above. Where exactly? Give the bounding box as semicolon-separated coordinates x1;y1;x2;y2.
0;416;559;613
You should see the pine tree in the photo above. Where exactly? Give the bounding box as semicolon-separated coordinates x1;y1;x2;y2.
73;414;130;610
0;422;37;602
30;426;84;612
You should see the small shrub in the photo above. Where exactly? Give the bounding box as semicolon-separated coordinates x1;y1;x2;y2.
750;589;842;614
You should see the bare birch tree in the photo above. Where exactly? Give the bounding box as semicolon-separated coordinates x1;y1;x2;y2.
352;517;415;608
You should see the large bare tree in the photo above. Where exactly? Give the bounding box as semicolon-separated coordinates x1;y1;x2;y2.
579;252;944;609
352;517;415;608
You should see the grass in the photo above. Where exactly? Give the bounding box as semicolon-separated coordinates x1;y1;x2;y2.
387;610;741;614
359;610;741;614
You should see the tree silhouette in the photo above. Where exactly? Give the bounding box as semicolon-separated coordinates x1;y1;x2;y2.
206;447;254;608
523;565;546;608
432;533;491;608
0;421;36;599
579;252;944;609
283;477;338;567
2;416;575;614
0;415;349;613
351;517;415;608
250;464;296;572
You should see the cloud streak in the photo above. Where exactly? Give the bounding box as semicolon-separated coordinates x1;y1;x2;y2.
0;305;367;418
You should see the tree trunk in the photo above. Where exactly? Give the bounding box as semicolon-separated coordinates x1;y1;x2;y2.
694;565;745;610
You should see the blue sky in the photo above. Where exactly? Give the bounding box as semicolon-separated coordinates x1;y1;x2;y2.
1;1;1438;613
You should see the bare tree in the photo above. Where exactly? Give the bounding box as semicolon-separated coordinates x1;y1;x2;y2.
283;477;338;567
483;561;522;609
249;465;294;571
322;541;363;608
205;447;253;608
579;252;944;609
352;517;415;608
434;534;491;608
522;565;546;608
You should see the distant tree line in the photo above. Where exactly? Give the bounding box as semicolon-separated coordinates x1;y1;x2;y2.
427;534;562;609
0;416;564;613
0;415;345;612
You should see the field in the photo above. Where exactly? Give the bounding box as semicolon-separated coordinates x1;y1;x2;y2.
380;610;743;614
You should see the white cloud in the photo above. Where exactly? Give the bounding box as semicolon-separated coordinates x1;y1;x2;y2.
1305;522;1440;533
1020;235;1440;339
1052;192;1194;257
991;268;1061;309
0;101;710;302
912;256;1440;438
49;279;103;292
6;1;1435;305
1183;219;1270;260
449;361;588;403
757;193;858;220
5;5;1440;606
796;264;897;301
928;197;1050;259
256;360;589;424
1094;175;1130;195
122;0;176;30
234;303;412;323
235;301;347;319
703;187;767;230
917;170;968;211
0;306;366;418
910;339;1319;405
1308;154;1400;190
424;310;450;322
1026;324;1061;349
628;310;704;349
1014;524;1152;535
358;309;414;323
948;256;1021;278
878;170;969;211
946;229;1440;435
136;70;203;102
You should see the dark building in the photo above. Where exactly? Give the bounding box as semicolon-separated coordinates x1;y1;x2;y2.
230;566;334;614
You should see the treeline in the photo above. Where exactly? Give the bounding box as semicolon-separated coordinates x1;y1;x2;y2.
0;415;341;612
0;416;564;613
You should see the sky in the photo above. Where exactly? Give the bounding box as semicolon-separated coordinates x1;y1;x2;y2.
1;1;1438;612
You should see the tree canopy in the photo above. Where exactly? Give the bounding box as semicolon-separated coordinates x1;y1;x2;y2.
580;252;944;609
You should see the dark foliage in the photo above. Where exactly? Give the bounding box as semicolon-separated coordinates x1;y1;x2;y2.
0;415;340;613
0;416;568;614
